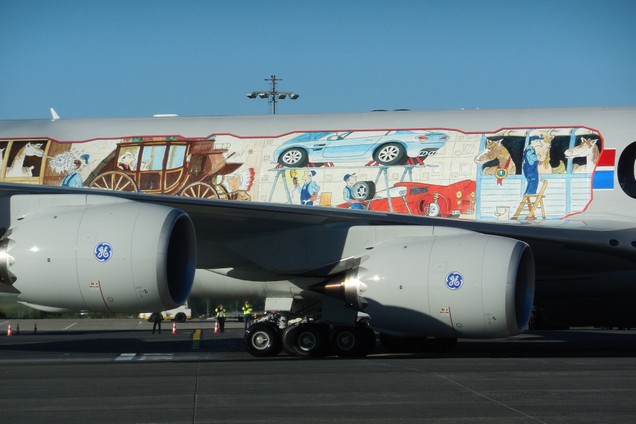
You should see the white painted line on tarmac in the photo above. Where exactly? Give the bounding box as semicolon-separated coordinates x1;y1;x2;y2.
115;353;137;361
139;353;174;361
62;322;77;330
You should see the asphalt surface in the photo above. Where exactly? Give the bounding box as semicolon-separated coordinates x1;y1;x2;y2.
1;319;635;423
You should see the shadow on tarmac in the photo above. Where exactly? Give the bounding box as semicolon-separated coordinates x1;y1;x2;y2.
1;328;635;360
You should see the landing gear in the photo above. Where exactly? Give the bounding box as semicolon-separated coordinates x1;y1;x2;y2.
242;311;460;358
282;323;329;357
244;313;377;358
244;322;283;357
330;324;376;357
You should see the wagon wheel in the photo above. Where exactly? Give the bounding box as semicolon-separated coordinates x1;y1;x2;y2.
213;184;230;200
89;171;139;192
180;182;220;199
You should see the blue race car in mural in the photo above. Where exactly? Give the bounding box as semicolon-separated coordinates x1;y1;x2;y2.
274;130;449;167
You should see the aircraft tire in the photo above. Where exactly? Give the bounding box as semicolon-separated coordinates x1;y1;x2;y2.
282;323;328;358
244;322;283;357
330;324;376;357
330;326;358;357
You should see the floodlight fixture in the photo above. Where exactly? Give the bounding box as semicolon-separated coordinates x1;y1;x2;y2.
246;75;300;114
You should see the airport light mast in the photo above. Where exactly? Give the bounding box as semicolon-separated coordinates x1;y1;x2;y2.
246;75;299;115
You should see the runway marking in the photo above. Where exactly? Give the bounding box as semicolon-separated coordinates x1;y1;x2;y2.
432;372;549;424
115;353;176;361
192;329;202;350
62;322;77;331
115;353;137;361
372;360;549;424
139;353;174;361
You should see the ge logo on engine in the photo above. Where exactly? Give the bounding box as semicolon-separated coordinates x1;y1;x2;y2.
94;242;113;262
445;272;463;290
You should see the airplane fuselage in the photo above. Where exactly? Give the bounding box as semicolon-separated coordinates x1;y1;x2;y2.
1;107;636;339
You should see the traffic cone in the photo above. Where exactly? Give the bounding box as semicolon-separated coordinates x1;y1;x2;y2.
6;324;12;336
214;320;219;334
171;322;177;335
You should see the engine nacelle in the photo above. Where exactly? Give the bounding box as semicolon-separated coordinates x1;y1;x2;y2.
321;230;534;339
0;194;196;313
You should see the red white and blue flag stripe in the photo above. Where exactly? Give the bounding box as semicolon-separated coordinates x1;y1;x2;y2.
593;149;615;190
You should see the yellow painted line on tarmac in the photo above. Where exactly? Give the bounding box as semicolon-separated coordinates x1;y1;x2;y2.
192;328;202;350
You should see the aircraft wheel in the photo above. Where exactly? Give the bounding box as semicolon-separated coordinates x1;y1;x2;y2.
283;323;328;358
244;322;282;357
330;326;358;357
330;323;375;357
89;171;139;192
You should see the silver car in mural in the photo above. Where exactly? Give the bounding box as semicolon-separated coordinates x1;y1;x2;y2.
274;130;449;167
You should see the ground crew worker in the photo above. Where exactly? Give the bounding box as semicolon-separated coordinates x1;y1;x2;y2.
150;312;162;334
215;304;227;333
242;300;253;330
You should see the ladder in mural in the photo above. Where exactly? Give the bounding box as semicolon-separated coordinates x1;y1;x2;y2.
511;180;548;220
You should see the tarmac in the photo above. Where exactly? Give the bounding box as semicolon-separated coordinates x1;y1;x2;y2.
0;318;635;423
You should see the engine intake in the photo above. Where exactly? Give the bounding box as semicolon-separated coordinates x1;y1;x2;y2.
0;194;196;313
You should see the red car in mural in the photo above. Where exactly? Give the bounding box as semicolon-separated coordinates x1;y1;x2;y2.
339;180;476;217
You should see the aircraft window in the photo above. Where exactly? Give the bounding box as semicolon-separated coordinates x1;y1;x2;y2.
618;142;636;199
167;145;187;169
140;145;167;171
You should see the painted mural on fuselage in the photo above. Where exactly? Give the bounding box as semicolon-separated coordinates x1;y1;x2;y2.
0;125;610;221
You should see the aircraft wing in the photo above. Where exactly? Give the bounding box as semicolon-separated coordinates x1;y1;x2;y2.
2;182;635;288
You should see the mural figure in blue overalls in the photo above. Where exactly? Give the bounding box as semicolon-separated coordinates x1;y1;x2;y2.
300;170;320;206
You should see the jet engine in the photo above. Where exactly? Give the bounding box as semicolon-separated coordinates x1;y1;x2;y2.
0;194;196;313
319;230;534;339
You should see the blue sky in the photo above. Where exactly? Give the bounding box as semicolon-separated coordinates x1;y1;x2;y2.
1;0;635;119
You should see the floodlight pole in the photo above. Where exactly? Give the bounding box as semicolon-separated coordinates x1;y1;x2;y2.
246;75;299;115
267;75;278;115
